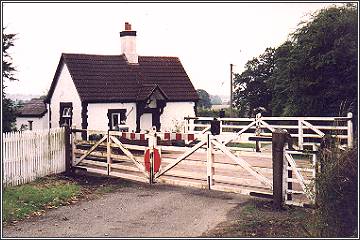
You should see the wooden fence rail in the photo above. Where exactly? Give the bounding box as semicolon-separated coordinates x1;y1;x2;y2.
3;127;66;187
184;112;353;149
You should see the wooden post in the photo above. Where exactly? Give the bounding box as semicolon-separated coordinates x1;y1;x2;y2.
230;63;233;117
148;127;156;184
272;128;287;210
64;124;72;175
298;120;303;150
71;125;76;168
347;112;353;148
220;119;223;135
207;134;214;189
255;113;262;152
107;131;111;175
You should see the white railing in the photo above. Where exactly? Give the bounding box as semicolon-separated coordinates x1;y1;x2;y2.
3;127;66;186
184;112;353;149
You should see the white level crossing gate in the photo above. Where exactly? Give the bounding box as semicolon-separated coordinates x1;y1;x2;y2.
71;129;275;197
70;113;353;207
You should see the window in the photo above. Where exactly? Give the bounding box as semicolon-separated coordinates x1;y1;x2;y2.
28;121;33;130
108;109;127;130
62;107;71;118
59;102;73;127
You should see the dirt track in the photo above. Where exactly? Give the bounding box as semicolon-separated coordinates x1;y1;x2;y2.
3;179;251;238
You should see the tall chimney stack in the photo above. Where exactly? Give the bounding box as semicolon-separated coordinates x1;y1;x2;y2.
120;22;138;64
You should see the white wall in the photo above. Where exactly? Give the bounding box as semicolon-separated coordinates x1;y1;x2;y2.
140;113;152;132
16;113;48;131
121;35;138;64
49;63;82;129
160;102;196;132
87;102;137;131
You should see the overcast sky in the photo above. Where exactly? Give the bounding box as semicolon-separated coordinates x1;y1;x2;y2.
3;2;339;98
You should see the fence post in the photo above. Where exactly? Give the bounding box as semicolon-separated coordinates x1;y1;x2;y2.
64;124;72;175
255;113;262;152
148;127;157;184
347;112;353;148
71;125;76;168
272;128;287;210
207;133;214;189
107;130;111;175
298;120;303;150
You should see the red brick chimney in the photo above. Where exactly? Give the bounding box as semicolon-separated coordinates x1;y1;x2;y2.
125;22;132;31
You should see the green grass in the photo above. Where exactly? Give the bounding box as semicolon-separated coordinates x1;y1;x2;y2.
2;176;81;223
202;199;313;238
226;142;270;149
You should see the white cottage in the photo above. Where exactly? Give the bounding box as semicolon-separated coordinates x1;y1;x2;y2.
44;22;199;136
16;98;48;131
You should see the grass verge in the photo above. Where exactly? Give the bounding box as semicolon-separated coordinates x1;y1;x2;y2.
226;142;270;149
202;198;314;238
2;176;81;224
2;173;129;225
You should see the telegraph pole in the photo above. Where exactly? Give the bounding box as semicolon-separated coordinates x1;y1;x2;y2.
230;63;233;117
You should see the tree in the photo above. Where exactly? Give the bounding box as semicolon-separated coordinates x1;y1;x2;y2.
233;47;275;117
2;28;18;132
3;28;17;82
233;4;358;120
274;4;358;117
196;89;212;109
210;95;222;105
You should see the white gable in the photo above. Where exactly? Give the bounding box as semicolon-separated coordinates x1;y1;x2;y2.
49;63;82;128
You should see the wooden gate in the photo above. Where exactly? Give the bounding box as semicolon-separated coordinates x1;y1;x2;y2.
283;145;318;206
69;111;353;207
72;129;149;183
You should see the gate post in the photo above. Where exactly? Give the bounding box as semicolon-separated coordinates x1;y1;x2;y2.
64;124;72;175
347;112;353;148
207;133;214;189
107;130;111;176
272;129;287;210
148;127;157;184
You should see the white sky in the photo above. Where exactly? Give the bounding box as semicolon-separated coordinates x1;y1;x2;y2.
3;2;339;98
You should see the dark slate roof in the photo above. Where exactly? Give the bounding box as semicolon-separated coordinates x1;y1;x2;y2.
45;53;199;103
18;98;47;117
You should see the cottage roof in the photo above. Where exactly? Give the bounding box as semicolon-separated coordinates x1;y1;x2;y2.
18;98;47;117
45;53;199;103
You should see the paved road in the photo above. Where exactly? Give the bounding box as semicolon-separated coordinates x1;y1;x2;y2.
3;181;250;238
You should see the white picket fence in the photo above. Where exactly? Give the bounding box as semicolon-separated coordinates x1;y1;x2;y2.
3;127;66;187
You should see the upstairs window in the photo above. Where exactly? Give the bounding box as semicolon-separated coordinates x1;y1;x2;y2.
62;107;71;118
28;121;33;130
108;109;127;130
59;102;73;127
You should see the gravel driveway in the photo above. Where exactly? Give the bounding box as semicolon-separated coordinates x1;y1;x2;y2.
3;180;250;238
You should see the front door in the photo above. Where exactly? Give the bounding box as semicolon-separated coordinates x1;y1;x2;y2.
152;109;161;131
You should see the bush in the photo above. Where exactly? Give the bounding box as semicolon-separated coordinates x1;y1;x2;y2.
197;107;241;117
313;144;358;237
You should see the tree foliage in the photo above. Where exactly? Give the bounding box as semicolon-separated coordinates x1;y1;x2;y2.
210;94;222;105
196;89;212;109
2;28;19;132
233;4;358;119
233;47;275;117
3;28;17;82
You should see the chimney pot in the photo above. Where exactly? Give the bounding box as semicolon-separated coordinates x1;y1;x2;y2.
125;22;131;31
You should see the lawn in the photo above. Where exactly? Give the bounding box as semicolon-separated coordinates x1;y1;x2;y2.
226;142;270;149
2;176;81;224
2;173;128;224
